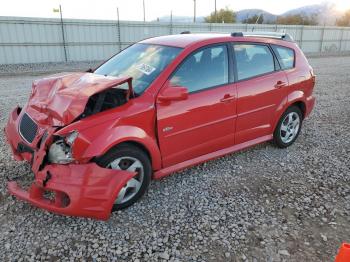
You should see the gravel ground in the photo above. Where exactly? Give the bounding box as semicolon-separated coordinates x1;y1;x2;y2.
0;56;349;261
0;61;101;76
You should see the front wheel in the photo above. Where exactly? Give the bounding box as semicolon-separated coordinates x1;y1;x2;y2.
95;143;152;211
273;106;303;148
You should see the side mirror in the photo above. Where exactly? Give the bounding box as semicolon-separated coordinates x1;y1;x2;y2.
158;86;189;102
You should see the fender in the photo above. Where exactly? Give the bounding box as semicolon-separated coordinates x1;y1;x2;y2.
271;96;288;132
288;90;306;105
271;90;306;132
81;125;162;170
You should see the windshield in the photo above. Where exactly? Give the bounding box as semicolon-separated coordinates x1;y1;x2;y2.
94;43;182;94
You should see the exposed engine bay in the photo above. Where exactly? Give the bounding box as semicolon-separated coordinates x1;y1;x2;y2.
79;88;129;120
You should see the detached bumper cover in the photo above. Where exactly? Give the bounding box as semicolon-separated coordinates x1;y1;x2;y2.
8;163;136;220
5;107;136;220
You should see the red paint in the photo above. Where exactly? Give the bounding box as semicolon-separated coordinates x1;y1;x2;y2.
8;163;136;220
5;33;315;220
27;72;132;126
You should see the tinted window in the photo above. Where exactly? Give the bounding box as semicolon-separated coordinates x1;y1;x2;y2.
94;44;182;94
170;45;228;93
233;44;275;81
272;45;295;69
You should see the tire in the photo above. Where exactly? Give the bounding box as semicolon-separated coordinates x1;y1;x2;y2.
273;106;303;148
95;143;152;211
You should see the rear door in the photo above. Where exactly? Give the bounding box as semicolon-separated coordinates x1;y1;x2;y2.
232;43;288;144
156;44;237;167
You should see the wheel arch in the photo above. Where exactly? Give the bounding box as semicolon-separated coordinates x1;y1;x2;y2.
272;98;306;132
105;140;152;164
290;101;306;119
82;125;162;171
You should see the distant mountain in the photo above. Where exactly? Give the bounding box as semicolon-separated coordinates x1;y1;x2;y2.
236;9;277;23
282;3;342;25
282;4;327;16
155;3;344;25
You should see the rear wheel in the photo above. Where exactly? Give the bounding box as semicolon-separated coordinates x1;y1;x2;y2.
273;106;303;148
96;143;151;211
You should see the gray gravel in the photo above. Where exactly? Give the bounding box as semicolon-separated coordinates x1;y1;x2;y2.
0;61;101;76
0;56;350;261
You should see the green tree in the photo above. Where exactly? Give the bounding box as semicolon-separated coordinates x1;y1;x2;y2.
277;14;318;25
337;10;350;26
242;14;264;24
205;7;236;23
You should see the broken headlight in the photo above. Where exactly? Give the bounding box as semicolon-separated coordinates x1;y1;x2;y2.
48;131;78;164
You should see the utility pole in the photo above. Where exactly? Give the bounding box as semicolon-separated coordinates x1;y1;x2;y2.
193;0;196;23
143;0;146;22
215;0;217;23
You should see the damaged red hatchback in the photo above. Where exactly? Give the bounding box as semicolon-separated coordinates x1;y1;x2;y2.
5;32;315;220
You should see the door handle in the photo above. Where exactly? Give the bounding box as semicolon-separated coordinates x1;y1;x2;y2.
220;94;235;102
274;81;287;89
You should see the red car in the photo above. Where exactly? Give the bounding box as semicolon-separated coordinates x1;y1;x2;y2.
5;32;316;220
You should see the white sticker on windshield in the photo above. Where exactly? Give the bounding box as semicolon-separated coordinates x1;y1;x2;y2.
135;63;156;75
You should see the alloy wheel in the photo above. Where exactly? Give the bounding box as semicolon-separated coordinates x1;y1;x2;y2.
108;156;144;205
280;112;300;143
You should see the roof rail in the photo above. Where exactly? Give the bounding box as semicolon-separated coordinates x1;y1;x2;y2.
231;31;294;41
180;31;191;34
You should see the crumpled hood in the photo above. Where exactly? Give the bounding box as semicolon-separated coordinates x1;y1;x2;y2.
26;72;132;126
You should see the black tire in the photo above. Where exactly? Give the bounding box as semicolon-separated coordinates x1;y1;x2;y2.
95;143;152;211
273;106;303;148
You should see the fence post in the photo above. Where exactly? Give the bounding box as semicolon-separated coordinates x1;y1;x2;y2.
169;10;173;35
340;28;344;52
300;25;304;50
320;25;326;52
59;5;67;62
117;7;121;52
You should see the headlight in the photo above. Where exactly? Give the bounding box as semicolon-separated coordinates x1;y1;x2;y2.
48;131;78;164
65;131;79;145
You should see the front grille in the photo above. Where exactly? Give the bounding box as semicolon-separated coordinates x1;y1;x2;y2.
19;113;38;143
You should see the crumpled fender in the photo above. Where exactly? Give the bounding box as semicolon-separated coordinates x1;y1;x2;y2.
80;125;162;170
8;163;136;220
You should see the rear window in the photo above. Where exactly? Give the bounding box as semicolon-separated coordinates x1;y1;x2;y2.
233;44;275;81
272;45;295;70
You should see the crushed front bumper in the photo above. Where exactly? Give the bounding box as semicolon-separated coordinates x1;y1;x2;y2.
5;107;135;220
8;163;135;220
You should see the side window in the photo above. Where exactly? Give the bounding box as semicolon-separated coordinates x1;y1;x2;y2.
272;45;295;70
170;45;228;93
233;44;275;81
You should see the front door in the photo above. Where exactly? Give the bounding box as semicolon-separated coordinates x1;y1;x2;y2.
156;44;236;167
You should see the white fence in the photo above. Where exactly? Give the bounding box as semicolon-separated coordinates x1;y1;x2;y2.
1;16;350;64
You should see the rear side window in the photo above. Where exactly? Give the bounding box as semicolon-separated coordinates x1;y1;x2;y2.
233;44;275;81
272;45;295;69
170;45;229;93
